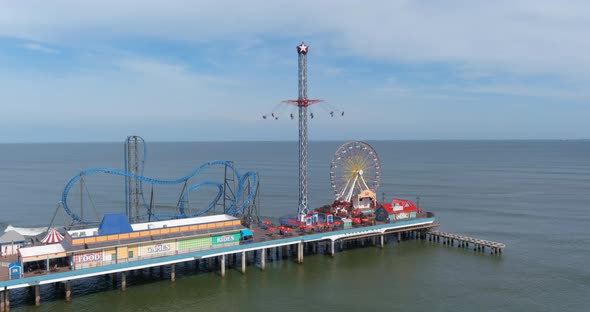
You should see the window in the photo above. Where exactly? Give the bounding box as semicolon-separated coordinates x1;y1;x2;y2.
128;250;134;258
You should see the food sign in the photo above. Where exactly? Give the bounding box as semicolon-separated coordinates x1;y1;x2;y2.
74;252;102;263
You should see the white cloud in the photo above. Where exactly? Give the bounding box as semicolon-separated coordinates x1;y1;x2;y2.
1;1;590;75
23;42;58;53
1;1;590;142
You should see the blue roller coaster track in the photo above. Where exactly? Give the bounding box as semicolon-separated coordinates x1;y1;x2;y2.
61;160;258;224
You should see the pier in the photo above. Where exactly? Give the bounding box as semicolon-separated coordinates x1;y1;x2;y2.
0;218;439;310
427;230;506;254
0;219;509;310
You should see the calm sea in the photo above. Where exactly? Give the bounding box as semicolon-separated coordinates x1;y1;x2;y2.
0;140;588;311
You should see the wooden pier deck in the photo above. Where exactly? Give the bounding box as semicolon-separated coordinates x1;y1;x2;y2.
427;230;506;254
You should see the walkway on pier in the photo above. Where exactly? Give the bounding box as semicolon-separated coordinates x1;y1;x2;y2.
428;230;506;253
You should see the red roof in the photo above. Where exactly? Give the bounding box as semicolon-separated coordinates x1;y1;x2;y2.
382;198;418;214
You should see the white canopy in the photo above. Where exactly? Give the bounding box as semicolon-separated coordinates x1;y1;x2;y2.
19;244;66;259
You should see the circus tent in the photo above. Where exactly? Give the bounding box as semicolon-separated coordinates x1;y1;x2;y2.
41;229;64;244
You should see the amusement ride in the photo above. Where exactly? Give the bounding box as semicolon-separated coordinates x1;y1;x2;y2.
53;136;259;228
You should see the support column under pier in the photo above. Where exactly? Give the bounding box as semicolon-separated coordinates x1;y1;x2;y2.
331;240;335;257
66;281;71;302
241;252;246;273
122;272;127;290
298;242;304;264
34;285;40;306
171;264;176;282
261;249;266;271
2;288;8;312
221;255;226;277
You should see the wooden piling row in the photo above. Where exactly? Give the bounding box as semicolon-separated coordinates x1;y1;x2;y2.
428;230;505;254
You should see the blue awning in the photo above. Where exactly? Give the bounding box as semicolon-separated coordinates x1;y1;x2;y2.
241;229;253;237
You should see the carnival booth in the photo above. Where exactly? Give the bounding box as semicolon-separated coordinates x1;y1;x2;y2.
352;189;377;214
19;243;68;274
19;228;69;274
374;206;390;222
382;199;418;221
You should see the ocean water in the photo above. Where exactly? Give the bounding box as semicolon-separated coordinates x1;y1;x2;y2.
0;140;588;311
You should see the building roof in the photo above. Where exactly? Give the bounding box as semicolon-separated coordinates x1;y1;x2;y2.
359;189;376;198
382;198;418;214
0;230;26;244
98;213;133;235
67;214;240;238
19;244;66;258
131;214;238;231
62;223;244;252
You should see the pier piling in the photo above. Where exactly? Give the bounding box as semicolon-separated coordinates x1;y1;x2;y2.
297;242;303;264
66;281;71;302
171;264;176;282
221;255;226;277
242;252;246;273
122;271;127;290
261;249;266;271
34;285;40;306
428;231;505;255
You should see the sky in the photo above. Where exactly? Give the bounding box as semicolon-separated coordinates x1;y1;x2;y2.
0;0;589;142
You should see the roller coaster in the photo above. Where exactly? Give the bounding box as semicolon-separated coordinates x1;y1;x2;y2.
59;137;259;225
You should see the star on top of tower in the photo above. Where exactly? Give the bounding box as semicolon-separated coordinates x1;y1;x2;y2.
297;42;308;54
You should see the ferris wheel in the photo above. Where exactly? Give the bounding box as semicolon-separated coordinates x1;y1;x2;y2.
330;141;382;203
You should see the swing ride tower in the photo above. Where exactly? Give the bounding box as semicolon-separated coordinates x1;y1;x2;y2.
282;42;323;220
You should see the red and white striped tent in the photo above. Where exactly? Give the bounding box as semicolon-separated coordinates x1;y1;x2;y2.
41;229;64;244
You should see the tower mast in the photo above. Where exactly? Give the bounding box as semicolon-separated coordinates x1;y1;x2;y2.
265;42;326;220
297;42;309;220
283;42;323;220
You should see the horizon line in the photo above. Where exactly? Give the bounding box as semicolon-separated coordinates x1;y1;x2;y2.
0;138;588;144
